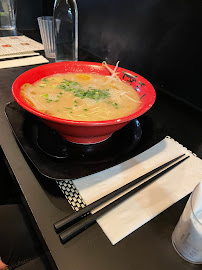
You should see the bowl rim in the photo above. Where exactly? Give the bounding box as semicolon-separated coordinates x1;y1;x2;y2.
12;61;156;127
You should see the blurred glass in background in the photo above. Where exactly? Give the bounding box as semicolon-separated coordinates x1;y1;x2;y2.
0;0;16;30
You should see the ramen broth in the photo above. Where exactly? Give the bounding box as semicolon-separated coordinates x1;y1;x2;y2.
21;73;142;121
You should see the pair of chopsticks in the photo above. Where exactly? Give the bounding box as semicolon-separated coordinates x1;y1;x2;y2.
54;154;189;244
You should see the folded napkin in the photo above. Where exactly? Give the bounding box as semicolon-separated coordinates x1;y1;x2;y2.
0;55;49;69
57;137;202;245
72;136;202;244
0;51;40;59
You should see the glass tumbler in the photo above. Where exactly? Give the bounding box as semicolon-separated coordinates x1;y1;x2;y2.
0;0;16;30
172;181;202;264
37;16;55;59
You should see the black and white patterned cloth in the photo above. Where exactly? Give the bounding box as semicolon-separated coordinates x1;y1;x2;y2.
56;180;86;211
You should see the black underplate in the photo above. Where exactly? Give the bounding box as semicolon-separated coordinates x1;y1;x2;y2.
5;102;142;180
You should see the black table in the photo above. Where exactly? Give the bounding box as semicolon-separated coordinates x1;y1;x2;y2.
0;31;202;270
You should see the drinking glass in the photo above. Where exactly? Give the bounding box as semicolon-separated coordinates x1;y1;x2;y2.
37;16;55;59
172;181;202;264
0;0;15;30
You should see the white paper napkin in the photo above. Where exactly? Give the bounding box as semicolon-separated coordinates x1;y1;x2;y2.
0;51;40;59
73;136;202;245
0;55;49;69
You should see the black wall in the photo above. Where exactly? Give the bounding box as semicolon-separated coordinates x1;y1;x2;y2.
17;0;202;111
16;0;43;30
77;0;202;111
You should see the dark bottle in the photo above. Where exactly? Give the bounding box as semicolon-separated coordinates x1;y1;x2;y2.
53;0;78;62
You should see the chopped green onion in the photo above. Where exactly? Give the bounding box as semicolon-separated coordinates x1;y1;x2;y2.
57;80;110;101
106;100;119;109
39;83;46;88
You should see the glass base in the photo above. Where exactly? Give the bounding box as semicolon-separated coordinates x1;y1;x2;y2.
55;58;78;62
172;232;202;264
0;26;16;30
44;52;56;59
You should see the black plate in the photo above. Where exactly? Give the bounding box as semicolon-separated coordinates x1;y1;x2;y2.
5;102;142;180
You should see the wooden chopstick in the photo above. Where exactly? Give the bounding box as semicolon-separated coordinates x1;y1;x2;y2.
55;154;189;244
54;154;186;233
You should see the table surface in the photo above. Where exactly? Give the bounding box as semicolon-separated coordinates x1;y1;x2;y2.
0;30;202;270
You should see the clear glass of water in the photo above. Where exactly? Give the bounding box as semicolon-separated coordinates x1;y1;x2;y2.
172;181;202;264
37;16;56;59
0;0;16;30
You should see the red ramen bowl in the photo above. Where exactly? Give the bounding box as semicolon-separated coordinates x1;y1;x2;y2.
12;61;156;144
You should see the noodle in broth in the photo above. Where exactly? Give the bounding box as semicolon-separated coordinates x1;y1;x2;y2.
21;73;142;121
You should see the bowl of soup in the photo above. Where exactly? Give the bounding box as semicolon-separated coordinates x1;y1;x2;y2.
12;61;156;144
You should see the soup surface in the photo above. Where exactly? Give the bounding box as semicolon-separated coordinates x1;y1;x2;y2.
21;73;142;121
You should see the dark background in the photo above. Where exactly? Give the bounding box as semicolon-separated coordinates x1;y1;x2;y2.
15;0;202;111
